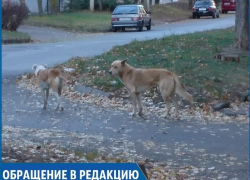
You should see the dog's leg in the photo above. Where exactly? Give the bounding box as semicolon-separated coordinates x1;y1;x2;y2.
44;88;49;109
136;93;143;116
50;78;64;111
160;87;172;118
170;95;179;118
129;92;137;116
41;90;47;109
162;97;171;118
52;90;62;111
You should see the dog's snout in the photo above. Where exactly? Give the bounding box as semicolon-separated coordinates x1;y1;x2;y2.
109;70;112;75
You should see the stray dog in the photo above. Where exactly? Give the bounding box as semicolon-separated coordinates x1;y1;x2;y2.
109;59;193;118
32;64;64;111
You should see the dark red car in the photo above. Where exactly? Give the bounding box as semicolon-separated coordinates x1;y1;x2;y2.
221;0;236;13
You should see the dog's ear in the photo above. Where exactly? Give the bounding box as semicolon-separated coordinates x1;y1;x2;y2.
121;59;127;67
42;64;47;68
32;64;37;70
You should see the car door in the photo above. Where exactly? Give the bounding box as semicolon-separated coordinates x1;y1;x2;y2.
140;6;149;25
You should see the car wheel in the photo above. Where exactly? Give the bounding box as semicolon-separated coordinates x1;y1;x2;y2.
121;27;125;31
138;21;144;32
222;10;224;14
192;14;196;19
197;16;200;19
112;27;117;32
146;20;151;30
212;12;216;18
225;11;228;14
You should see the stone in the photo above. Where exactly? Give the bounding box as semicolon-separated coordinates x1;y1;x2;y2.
213;102;230;111
215;53;240;63
240;91;249;102
137;162;148;179
74;85;110;97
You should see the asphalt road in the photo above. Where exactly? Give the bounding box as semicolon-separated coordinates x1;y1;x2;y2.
2;14;235;76
2;14;249;179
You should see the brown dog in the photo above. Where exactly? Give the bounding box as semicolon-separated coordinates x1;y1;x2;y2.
32;64;64;111
109;59;193;118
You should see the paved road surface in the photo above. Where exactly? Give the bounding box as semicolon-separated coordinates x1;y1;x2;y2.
3;14;235;76
2;14;249;179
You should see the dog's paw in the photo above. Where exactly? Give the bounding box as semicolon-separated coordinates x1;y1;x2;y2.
138;112;143;116
129;111;136;116
60;107;64;111
161;112;169;118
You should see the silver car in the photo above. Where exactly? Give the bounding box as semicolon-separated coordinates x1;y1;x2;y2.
111;5;151;32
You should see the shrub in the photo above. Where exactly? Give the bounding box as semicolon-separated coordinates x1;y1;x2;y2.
64;0;137;12
64;0;89;12
2;0;29;31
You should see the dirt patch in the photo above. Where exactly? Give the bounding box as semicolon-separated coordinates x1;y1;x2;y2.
151;1;191;24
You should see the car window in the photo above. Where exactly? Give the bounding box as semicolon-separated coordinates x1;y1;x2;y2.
113;6;138;14
195;1;212;6
140;7;146;14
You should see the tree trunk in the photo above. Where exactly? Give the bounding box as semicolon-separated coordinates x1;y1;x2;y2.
144;0;150;12
51;0;58;13
235;0;249;50
189;0;194;9
98;0;102;11
47;0;49;14
37;0;43;16
20;0;25;4
90;0;94;11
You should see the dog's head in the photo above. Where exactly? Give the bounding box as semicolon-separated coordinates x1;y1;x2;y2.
32;64;47;76
109;59;127;76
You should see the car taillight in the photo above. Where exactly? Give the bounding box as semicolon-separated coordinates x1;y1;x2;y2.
192;7;197;12
111;18;119;21
132;17;141;21
208;7;213;11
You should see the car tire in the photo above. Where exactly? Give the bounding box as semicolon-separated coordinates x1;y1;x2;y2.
112;27;117;32
225;11;228;14
212;12;216;18
121;27;125;31
146;20;151;30
192;14;196;19
197;16;200;19
138;21;144;32
222;10;225;14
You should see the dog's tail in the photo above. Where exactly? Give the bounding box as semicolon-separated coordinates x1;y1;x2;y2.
48;69;63;95
172;73;193;103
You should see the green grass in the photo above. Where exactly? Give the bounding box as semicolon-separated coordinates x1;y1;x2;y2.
23;2;190;33
60;27;249;100
24;11;112;33
2;30;30;42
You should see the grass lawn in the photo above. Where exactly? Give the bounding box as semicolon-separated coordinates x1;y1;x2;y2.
23;1;190;33
58;27;249;102
24;11;112;33
2;30;31;43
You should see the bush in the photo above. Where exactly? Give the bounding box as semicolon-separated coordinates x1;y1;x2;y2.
64;0;89;12
2;0;29;31
64;0;137;12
